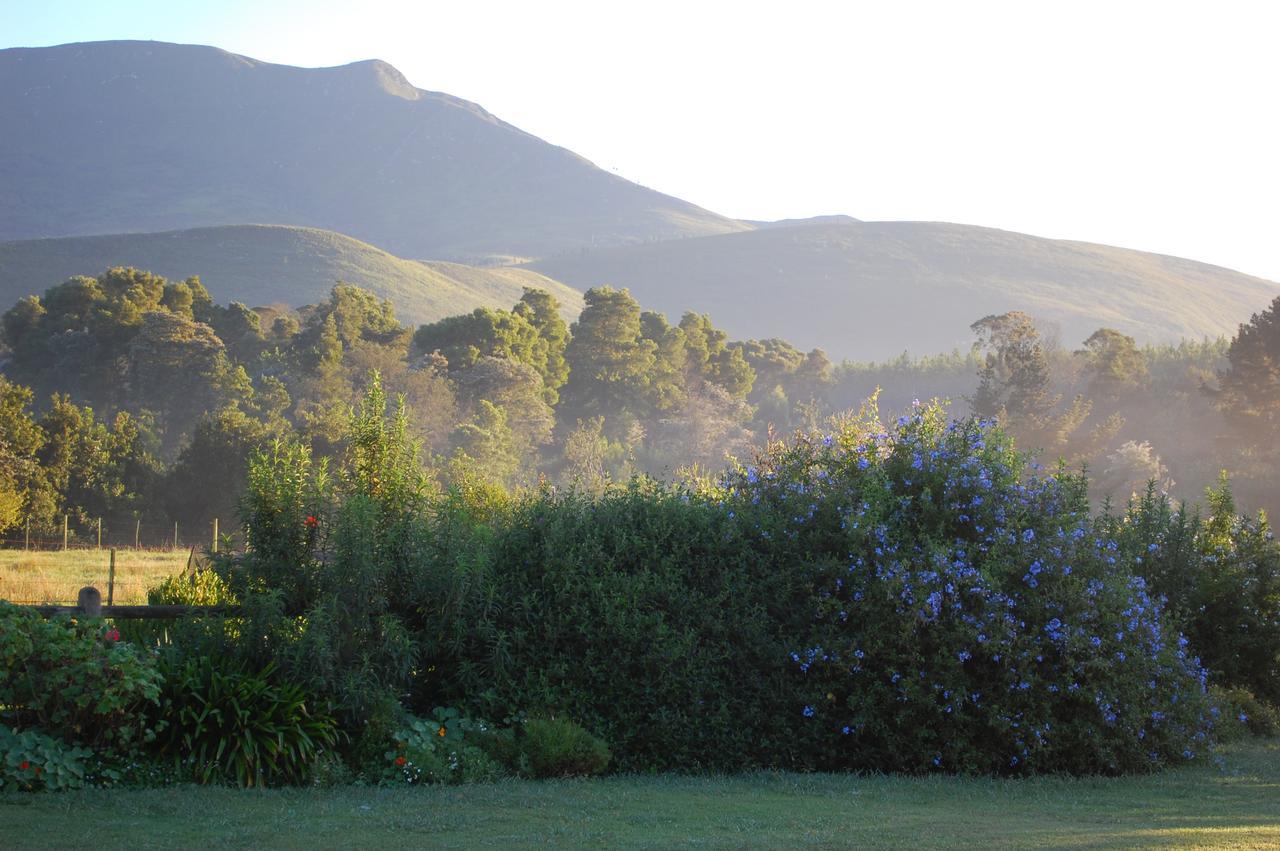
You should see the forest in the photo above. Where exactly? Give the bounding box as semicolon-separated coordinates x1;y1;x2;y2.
0;265;1276;545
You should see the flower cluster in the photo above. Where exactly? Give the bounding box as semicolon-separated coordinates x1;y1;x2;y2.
725;401;1215;775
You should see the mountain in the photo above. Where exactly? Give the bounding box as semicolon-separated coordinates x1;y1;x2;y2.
0;225;583;324
528;221;1280;361
0;40;747;263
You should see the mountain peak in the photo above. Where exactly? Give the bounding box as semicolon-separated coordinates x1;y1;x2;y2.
0;40;746;261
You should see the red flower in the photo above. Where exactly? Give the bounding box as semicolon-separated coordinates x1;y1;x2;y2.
104;628;120;642
304;515;318;528
19;761;29;771
394;756;406;767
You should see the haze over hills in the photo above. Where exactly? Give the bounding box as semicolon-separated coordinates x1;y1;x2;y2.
2;39;1275;362
528;221;1280;361
0;40;747;262
0;225;583;324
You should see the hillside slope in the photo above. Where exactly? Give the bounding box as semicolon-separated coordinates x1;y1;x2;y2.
529;221;1280;361
0;225;583;323
0;40;747;262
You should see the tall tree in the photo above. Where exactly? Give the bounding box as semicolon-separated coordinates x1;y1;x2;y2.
1219;295;1280;435
560;287;657;429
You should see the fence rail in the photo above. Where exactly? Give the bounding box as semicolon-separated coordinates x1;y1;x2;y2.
29;603;242;619
20;584;240;619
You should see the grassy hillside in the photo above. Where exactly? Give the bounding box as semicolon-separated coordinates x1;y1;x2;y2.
0;40;748;262
530;221;1280;361
0;225;583;324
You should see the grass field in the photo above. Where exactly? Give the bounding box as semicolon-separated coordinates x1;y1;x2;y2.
4;740;1278;849
0;548;189;605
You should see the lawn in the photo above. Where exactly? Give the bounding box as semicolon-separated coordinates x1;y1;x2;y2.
0;548;189;605
5;739;1278;849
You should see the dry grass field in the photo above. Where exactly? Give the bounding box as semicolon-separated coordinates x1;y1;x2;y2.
0;548;190;605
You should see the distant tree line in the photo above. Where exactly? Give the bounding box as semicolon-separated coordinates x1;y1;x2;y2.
1;265;1279;535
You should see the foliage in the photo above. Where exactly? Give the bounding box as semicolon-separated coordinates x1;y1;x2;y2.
0;602;161;755
1209;686;1280;740
381;708;503;785
1219;294;1280;434
416;480;810;772
150;655;339;787
727;402;1214;774
1110;478;1280;704
481;717;612;779
210;376;422;733
0;724;93;792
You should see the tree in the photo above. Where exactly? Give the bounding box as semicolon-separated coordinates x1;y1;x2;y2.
677;312;755;399
514;288;571;404
450;400;521;486
1080;328;1148;397
1219;295;1280;436
970;312;1051;420
560;287;657;429
452;355;555;455
0;376;46;531
970;312;1120;463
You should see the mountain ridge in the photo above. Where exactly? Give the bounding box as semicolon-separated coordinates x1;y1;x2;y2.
0;224;583;324
0;40;749;262
528;220;1280;361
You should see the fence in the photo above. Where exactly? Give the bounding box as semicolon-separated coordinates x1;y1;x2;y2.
28;584;241;619
0;536;238;607
0;515;235;553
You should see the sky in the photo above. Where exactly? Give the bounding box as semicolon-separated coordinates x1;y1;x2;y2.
6;0;1280;281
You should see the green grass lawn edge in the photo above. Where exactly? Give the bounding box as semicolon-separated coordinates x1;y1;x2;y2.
6;739;1278;849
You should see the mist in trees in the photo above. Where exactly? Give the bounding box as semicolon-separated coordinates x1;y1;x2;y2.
2;266;1279;537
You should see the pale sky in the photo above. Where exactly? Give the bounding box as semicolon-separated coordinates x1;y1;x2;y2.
6;0;1280;281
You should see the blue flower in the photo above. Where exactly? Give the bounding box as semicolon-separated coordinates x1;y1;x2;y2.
803;705;815;718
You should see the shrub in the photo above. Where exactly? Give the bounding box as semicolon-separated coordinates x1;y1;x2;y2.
1110;479;1280;704
381;708;503;785
211;376;423;734
0;602;161;756
151;655;340;787
0;725;92;792
734;403;1215;774
1211;686;1280;740
416;481;811;772
482;717;611;779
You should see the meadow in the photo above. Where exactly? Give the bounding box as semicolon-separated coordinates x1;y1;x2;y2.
5;739;1278;849
0;548;188;605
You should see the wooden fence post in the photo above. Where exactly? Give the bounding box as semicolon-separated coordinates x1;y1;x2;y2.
135;519;141;550
174;521;178;551
63;515;68;551
212;517;219;554
108;548;116;606
97;517;102;550
77;586;102;617
24;517;30;551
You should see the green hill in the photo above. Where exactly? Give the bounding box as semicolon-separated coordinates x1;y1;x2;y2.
0;225;583;323
0;40;747;262
529;221;1280;361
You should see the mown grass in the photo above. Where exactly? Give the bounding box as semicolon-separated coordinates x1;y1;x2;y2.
5;740;1278;849
0;549;189;605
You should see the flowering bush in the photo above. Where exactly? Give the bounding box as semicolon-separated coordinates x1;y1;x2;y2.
724;401;1215;774
0;602;161;757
